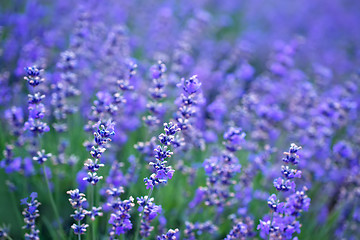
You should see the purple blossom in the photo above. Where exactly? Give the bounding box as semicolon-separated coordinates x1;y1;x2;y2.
144;122;180;189
137;196;162;237
106;188;135;238
258;144;310;239
32;149;52;165
23;66;49;136
67;189;89;235
21;192;40;240
157;228;179;240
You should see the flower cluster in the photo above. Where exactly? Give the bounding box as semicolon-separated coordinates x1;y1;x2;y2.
106;187;135;238
24;66;49;135
83;120;115;185
137;196;162;238
157;228;179;240
21;192;40;240
84;61;135;134
257;144;310;239
143;122;180;189
143;60;167;127
194;127;245;208
32;149;52;165
51;50;80;132
174;75;203;150
67;189;88;235
225;216;254;240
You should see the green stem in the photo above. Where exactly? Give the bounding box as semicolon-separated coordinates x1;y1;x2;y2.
78;220;81;240
43;165;66;239
134;188;153;240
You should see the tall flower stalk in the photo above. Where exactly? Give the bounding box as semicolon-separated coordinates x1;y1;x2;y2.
257;144;311;239
83;120;115;240
67;189;89;240
21;192;40;240
24;66;65;238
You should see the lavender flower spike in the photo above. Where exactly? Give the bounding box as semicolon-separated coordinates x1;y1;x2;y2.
67;189;89;236
24;66;50;135
83;120;115;185
21;192;41;240
257;144;310;239
144;122;180;189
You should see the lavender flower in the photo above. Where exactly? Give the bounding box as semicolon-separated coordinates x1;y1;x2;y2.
137;196;162;237
225;216;254;240
106;187;135;238
193;126;244;209
67;189;89;236
143;122;180;189
21;192;40;240
257;144;310;239
24;66;50;135
32;149;52;165
143;60;167;128
83;120;115;185
157;228;179;240
223;127;246;152
173;75;204;150
51;50;80;132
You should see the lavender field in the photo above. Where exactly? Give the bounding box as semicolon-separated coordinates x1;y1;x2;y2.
0;0;359;239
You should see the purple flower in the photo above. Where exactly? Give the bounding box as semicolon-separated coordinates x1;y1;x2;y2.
94;120;115;146
24;118;50;134
225;219;254;240
267;194;285;213
150;61;167;79
107;190;135;238
5;106;24;138
32;149;52;165
273;177;295;192
178;75;202;95
21;192;40;239
258;144;310;239
67;189;88;235
23;66;49;137
157;228;179;240
83;120;115;186
86;206;103;221
24;66;43;87
71;224;89;235
144;122;180;189
282;143;302;164
281;165;302;179
137;196;162;237
223;127;246;152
